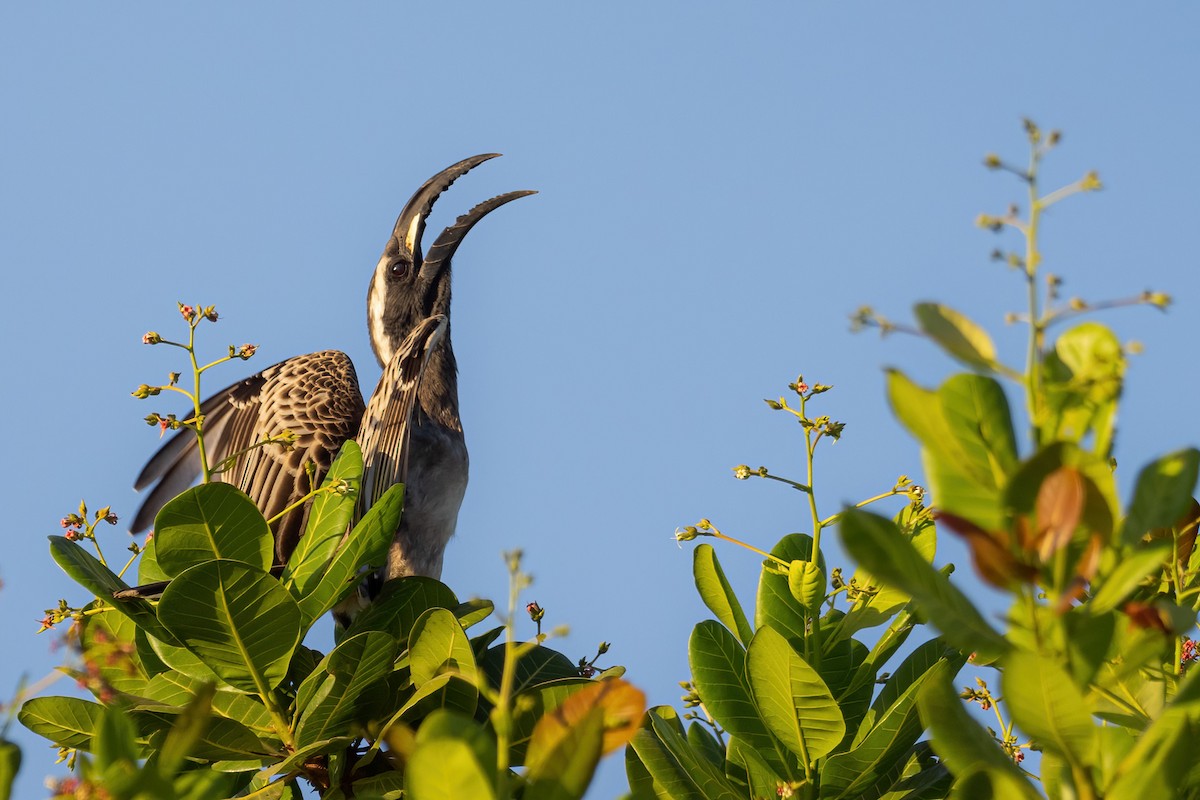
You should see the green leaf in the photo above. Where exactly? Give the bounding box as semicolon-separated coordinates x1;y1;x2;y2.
343;576;460;640
523;706;604;800
685;721;725;769
19;696;104;750
147;635;222;685
627;708;741;800
1120;449;1200;546
409;608;479;687
628;727;703;800
395;674;479;723
819;635;872;748
284;441;363;595
154;483;273;576
1043;321;1125;456
693;544;754;645
454;598;495;630
149;682;216;777
481;645;580;695
821;660;953;799
1107;711;1200;799
887;371;1016;530
787;560;825;612
158;560;302;694
914;302;997;371
916;674;1035;795
137;533;170;585
934;374;1019;529
77;602;150;695
135;706;277;762
839;510;1008;661
295;631;399;748
405;710;497;800
948;767;1041;800
140;672;275;737
48;536;180;645
295;484;404;624
0;740;20;800
747;626;844;765
688;620;795;779
1001;651;1095;769
1089;541;1171;615
727;738;785;799
756;534;823;645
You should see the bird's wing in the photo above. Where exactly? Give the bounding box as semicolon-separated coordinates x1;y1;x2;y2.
132;349;366;562
358;314;448;513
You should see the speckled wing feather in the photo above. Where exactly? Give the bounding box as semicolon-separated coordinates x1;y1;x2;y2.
358;315;448;514
132;350;366;563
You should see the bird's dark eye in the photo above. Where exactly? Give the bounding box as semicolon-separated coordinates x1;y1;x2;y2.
389;258;411;279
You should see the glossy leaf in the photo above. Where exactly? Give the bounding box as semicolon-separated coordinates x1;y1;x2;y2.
405;710;497;800
409;608;478;687
295;484;404;624
19;696;104;751
688;620;795;779
49;536;179;645
284;440;363;596
153;483;272;576
140;672;274;736
343;576;459;640
747;626;844;764
395;674;478;723
821;660;951;798
1119;449;1200;546
629;708;742;800
158;560;302;694
756;534;823;645
914;302;998;371
839;509;1008;661
727;738;785;798
693;544;753;644
295;631;398;748
787;560;825;612
481;644;580;696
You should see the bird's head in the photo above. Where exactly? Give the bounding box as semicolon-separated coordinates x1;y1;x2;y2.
367;154;535;367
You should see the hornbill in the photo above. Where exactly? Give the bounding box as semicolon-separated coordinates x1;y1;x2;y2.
129;154;534;589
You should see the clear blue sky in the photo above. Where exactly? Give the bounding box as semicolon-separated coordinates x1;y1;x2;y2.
2;5;1197;798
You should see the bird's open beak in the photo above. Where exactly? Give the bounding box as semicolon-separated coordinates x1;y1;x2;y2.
419;190;538;280
390;154;536;280
391;153;502;264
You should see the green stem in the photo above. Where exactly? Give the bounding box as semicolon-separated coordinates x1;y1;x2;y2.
801;396;824;674
186;320;213;483
1024;150;1045;447
818;488;903;528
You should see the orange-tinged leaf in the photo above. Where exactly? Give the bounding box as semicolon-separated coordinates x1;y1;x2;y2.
936;512;1036;588
1035;467;1085;561
527;678;646;760
1056;534;1102;614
